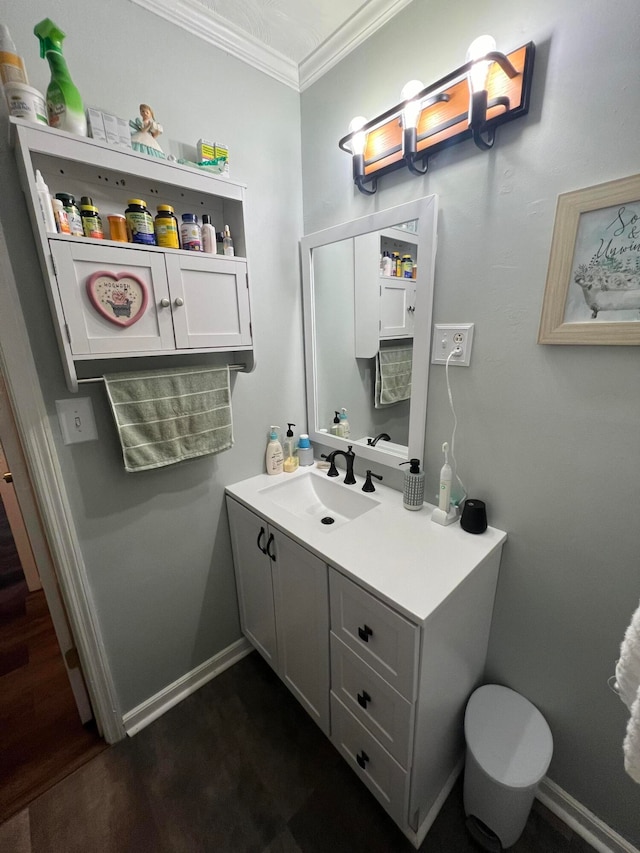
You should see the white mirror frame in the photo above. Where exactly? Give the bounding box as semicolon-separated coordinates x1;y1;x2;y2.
301;194;438;470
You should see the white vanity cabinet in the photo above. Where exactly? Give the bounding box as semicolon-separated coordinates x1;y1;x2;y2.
11;117;253;391
226;497;330;735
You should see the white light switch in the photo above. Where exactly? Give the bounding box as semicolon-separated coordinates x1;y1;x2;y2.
56;397;98;444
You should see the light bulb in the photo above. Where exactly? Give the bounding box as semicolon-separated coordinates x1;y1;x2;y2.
348;116;368;155
466;34;496;92
401;80;425;129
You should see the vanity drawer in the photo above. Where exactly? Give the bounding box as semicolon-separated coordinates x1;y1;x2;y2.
330;633;414;768
330;692;408;828
329;568;419;701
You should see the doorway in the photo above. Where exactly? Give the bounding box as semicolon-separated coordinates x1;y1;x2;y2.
0;386;107;824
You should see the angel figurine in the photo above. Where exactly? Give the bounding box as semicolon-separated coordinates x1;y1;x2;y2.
130;104;165;158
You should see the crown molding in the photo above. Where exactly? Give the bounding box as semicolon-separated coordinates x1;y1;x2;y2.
130;0;300;90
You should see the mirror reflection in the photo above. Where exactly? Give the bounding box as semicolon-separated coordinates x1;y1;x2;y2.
301;195;438;469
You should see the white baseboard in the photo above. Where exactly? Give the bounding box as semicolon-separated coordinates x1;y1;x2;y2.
123;637;253;737
537;778;639;853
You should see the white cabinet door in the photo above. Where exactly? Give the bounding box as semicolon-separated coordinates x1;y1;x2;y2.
166;253;251;350
226;498;278;668
380;279;415;339
271;530;330;735
50;241;175;355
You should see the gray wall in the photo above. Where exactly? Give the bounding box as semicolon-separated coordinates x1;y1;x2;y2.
301;0;640;844
1;0;305;712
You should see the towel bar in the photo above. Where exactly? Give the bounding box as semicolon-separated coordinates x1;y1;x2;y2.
77;363;247;384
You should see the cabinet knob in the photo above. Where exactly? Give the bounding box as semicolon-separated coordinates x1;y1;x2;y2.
2;471;13;484
357;690;371;709
160;298;170;308
174;297;184;307
356;750;369;769
357;624;373;643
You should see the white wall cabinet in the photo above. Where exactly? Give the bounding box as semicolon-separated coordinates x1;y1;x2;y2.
226;497;330;735
11;117;253;391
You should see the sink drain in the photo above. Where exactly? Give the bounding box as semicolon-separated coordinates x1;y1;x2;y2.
321;516;335;525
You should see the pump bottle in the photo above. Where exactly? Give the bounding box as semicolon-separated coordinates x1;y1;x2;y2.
265;426;283;475
283;423;299;473
33;18;87;136
339;407;350;439
400;458;425;511
330;411;342;436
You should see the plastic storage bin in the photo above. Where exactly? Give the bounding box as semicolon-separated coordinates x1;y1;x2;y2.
463;684;553;850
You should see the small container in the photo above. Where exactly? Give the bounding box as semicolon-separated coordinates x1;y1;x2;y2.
412;263;417;279
180;213;202;251
391;252;400;276
125;198;156;245
400;458;425;511
201;214;216;254
4;82;47;124
402;254;413;278
297;434;314;466
52;198;70;234
79;196;104;239
55;192;83;236
154;204;180;249
222;224;234;257
107;214;128;242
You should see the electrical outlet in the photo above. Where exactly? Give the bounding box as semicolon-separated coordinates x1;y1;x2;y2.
431;323;474;366
55;398;98;444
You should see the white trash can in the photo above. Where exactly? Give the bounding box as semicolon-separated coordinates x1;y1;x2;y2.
463;684;553;850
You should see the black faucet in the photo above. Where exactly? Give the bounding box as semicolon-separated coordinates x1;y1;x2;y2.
367;433;391;447
321;445;356;485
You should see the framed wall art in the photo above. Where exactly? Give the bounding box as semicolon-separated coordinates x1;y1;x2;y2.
538;173;640;345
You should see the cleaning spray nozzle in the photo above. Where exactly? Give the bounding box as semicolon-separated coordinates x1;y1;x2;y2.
34;18;66;57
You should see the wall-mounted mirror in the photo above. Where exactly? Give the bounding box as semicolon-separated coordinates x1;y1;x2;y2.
301;195;438;469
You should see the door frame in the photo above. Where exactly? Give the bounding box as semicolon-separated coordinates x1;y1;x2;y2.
0;219;124;743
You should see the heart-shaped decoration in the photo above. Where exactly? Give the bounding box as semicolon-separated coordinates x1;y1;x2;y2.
86;270;149;327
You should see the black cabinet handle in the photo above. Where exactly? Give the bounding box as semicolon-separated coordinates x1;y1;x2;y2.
356;750;369;769
357;690;371;709
266;533;276;561
358;624;373;642
257;527;267;554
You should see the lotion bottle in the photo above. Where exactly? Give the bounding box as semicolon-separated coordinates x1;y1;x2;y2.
400;458;425;511
283;423;299;473
265;426;283;475
35;170;56;233
201;214;217;254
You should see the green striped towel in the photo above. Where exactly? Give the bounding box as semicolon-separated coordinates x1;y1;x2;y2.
105;366;233;472
375;345;413;408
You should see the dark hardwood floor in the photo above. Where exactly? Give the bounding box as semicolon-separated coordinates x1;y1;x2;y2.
0;651;598;853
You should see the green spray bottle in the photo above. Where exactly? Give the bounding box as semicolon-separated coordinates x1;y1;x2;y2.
33;19;87;136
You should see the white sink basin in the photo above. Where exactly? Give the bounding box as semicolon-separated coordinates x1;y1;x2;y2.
258;472;378;529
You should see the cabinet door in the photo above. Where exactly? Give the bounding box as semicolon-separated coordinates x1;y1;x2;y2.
50;241;175;355
380;279;415;339
165;254;252;349
226;498;278;668
271;530;330;735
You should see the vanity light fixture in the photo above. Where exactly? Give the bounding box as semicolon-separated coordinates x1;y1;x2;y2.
339;37;535;194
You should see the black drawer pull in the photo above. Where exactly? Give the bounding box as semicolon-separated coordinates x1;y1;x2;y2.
356;750;369;769
357;690;371;709
266;533;276;561
257;527;267;554
358;624;373;642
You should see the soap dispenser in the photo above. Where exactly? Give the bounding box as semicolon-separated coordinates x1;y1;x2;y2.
265;426;283;475
283;423;299;473
330;411;342;436
400;458;425;511
339;407;350;439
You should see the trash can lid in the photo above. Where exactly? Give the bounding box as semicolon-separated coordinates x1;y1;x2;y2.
464;684;553;788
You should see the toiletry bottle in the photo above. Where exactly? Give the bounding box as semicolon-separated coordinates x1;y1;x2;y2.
339;407;350;439
0;24;28;85
223;224;234;256
330;411;342;436
33;19;87;136
266;426;283;475
400;458;425;511
297;434;314;466
34;170;56;233
438;442;452;513
201;214;217;254
283;423;299;473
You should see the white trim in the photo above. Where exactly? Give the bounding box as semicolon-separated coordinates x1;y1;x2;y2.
123;638;253;736
299;0;415;91
0;218;125;744
537;777;639;853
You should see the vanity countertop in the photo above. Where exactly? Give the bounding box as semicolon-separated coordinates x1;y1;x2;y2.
226;466;506;626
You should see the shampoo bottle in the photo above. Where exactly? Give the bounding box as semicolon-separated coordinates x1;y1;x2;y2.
266;426;283;475
400;458;425;511
438;442;452;512
339;408;350;439
33;19;87;136
283;423;299;473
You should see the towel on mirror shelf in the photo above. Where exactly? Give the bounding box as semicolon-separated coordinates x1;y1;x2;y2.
375;344;413;408
105;366;233;472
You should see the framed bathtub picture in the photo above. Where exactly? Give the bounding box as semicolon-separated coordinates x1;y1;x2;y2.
538;173;640;345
